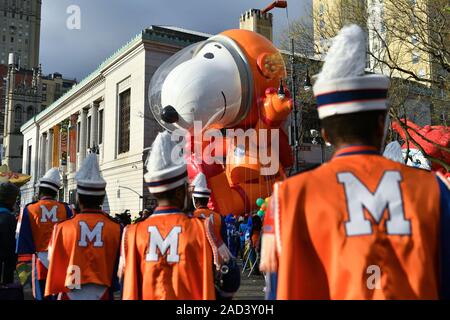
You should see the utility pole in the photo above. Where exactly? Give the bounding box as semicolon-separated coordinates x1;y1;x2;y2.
260;0;305;174
290;38;299;173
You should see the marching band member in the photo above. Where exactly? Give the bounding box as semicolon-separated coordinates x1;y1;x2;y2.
121;131;217;300
45;154;121;300
260;24;450;299
191;172;240;299
16;168;72;300
191;173;230;261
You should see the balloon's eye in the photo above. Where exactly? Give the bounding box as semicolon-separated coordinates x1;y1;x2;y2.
203;52;214;59
214;44;222;49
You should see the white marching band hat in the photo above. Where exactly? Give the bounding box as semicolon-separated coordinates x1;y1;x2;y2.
313;25;390;120
39;168;62;193
144;131;187;194
75;153;106;196
191;172;211;198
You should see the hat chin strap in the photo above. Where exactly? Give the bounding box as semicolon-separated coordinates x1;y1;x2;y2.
183;193;190;211
192;195;198;210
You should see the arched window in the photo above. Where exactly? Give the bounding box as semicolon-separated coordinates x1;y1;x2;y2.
27;106;35;120
14;105;23;129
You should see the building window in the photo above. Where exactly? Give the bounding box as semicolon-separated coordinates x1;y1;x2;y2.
418;68;426;78
77;122;80;152
26;144;32;175
63;81;73;89
14;105;22;129
319;19;325;29
26;106;34;120
87;116;91;149
411;34;418;45
10;36;14;43
69;189;76;205
412;52;420;64
118;89;130;154
319;3;324;15
99;109;104;144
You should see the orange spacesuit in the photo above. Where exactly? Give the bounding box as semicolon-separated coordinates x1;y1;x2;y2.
149;29;293;216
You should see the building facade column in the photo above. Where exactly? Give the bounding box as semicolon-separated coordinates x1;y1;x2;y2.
60;122;68;169
79;108;88;164
68;114;78;173
90;102;99;150
39;132;47;177
46;129;53;171
52;124;61;168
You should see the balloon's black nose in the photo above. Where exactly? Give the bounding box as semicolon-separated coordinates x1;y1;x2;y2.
161;105;179;123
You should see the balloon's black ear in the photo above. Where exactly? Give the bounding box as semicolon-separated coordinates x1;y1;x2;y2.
161;105;179;124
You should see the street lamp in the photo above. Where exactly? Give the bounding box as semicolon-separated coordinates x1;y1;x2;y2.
311;129;325;164
259;0;307;174
289;54;313;174
289;37;300;173
303;68;312;91
118;185;143;213
89;144;99;155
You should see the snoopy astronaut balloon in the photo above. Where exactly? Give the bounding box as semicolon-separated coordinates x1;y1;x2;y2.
149;29;293;215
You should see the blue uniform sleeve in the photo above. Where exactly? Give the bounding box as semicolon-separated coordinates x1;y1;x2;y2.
220;216;228;246
265;272;278;300
64;203;73;218
438;177;450;299
111;224;123;296
16;206;36;254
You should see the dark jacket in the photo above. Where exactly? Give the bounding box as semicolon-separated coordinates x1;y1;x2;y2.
0;206;17;284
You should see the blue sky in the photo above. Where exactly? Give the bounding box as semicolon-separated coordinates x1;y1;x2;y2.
40;0;311;81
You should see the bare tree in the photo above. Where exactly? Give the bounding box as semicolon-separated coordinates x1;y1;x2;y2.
282;0;448;117
279;0;449;170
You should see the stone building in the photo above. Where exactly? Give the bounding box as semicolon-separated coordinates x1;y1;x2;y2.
0;0;46;166
20;26;209;215
239;9;273;41
2;57;42;172
0;0;41;69
0;63;32;146
1;55;77;171
41;72;77;109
